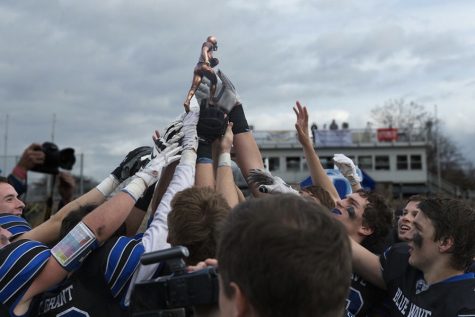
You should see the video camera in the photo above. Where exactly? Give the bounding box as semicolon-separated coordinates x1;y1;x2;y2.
31;142;76;174
130;246;219;317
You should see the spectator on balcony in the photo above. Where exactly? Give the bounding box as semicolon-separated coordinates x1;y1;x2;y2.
330;119;339;130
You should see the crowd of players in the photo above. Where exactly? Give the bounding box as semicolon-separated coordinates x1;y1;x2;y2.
1;36;474;317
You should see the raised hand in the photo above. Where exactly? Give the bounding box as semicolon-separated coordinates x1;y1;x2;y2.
293;101;311;146
111;146;153;183
247;169;299;195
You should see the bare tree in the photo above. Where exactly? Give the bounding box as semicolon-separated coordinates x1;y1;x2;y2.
372;99;475;195
371;99;434;134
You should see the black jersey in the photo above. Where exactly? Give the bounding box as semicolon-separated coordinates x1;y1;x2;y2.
380;243;475;316
0;239;50;317
347;272;387;317
34;236;144;317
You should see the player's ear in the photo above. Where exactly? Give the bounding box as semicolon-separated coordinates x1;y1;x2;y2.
358;224;374;237
438;236;454;253
230;282;254;317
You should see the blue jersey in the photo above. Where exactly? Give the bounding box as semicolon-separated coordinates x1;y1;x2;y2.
0;239;50;317
33;236;144;317
0;214;31;240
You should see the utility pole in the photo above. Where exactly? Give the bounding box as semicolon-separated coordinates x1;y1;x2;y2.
435;105;441;193
3;114;8;175
51;113;56;142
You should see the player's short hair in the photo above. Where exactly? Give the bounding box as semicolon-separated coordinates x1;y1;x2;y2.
167;187;230;265
357;189;393;250
418;197;475;271
0;176;8;184
217;194;351;317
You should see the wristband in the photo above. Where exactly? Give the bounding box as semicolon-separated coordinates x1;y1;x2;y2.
197;141;212;160
122;177;147;201
96;175;119;197
228;104;250;134
12;166;27;180
218;152;231;167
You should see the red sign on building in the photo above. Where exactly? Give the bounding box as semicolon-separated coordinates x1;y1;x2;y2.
377;128;398;142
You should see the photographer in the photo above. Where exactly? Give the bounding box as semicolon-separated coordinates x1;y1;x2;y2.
7;143;45;197
0;140;176;317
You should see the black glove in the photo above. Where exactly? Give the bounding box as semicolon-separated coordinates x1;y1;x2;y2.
197;104;228;144
111;146;152;183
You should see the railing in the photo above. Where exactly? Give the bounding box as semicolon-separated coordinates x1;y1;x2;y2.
253;127;431;146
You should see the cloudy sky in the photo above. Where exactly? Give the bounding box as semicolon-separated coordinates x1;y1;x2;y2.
1;0;475;182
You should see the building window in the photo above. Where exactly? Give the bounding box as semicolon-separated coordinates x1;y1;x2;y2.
397;155;408;170
410;155;422;170
375;155;390;170
267;157;280;172
358;156;373;170
286;157;301;172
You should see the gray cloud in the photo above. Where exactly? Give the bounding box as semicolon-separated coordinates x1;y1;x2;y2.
1;0;475;181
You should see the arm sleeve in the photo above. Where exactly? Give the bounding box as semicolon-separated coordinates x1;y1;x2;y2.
123;158;196;306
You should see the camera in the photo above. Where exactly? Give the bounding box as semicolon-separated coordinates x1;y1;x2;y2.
130;246;219;317
31;142;76;174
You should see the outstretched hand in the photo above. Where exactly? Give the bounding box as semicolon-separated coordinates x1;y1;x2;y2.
293;101;311;146
111;146;153;183
247;169;299;195
333;154;361;185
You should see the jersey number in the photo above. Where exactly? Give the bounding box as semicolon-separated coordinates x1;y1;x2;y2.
56;307;90;317
346;287;363;316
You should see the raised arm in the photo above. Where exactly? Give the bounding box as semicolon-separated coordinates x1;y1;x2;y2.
333;153;362;192
350;238;386;289
294;101;340;202
18;146;153;245
124;106;200;305
216;122;239;208
13;144;181;315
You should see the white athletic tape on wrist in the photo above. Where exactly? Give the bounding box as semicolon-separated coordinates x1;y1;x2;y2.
122;177;147;201
96;175;119;197
218;152;231;167
51;221;98;272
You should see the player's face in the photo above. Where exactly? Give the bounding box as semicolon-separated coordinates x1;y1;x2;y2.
0;183;25;216
332;192;368;238
398;200;421;242
407;211;439;271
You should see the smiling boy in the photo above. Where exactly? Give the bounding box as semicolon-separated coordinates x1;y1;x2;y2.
351;197;475;316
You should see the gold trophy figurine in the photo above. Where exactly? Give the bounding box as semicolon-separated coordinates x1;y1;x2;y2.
183;35;219;111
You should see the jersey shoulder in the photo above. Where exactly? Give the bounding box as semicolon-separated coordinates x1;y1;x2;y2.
0;240;50;306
